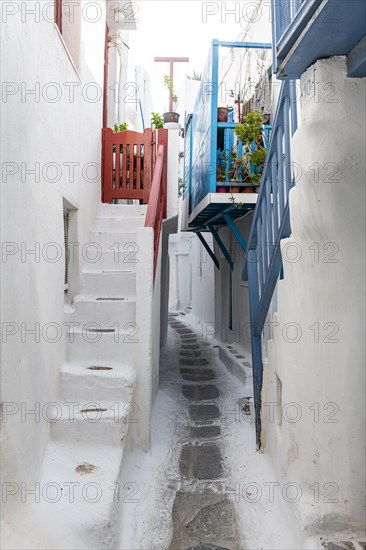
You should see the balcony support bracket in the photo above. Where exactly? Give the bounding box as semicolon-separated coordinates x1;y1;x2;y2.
207;223;234;271
223;213;248;255
196;231;220;270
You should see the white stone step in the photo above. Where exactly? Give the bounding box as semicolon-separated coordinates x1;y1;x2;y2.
93;216;145;233
82;248;139;272
66;327;139;362
60;361;136;402
90;230;138;248
72;295;136;325
51;400;133;446
82;270;136;296
36;440;123;548
98;203;147;218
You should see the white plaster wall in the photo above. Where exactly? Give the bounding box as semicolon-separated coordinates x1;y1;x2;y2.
135;65;153;132
175;236;192;310
262;57;366;533
168;230;215;324
211;215;253;350
1;0;106;514
190;233;215;324
166;129;180;220
168;234;179;310
134;227;161;451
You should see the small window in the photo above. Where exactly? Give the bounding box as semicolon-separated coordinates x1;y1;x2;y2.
63;210;70;292
55;0;62;33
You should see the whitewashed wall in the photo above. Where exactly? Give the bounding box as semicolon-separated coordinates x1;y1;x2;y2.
210;215;253;351
1;0;106;513
169;231;215;324
263;57;366;533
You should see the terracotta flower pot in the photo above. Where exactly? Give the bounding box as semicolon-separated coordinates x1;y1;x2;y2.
217;107;229;122
243;187;254;193
230;186;241;193
163;112;180;123
217;185;227;193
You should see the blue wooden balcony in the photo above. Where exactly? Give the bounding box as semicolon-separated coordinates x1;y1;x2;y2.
272;0;366;79
183;40;272;232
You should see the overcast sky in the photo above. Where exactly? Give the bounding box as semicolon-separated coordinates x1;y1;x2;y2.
127;1;272;112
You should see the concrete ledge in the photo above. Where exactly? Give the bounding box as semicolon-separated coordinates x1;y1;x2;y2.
218;344;252;390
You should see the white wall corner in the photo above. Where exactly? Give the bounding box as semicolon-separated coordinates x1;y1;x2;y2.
166;128;180;219
134;226;154;451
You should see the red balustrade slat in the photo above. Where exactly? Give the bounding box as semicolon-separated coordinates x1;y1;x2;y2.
136;144;141;191
143;128;152;204
115;142;120;191
102;127;168;280
145;129;168;278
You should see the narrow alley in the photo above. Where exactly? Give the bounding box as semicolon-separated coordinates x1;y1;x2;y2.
118;313;308;550
1;1;365;549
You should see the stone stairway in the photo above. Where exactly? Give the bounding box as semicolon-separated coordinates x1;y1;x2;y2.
167;314;240;550
35;204;147;549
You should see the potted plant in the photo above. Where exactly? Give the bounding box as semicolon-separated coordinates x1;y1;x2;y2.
163;75;180;124
151;112;164;130
234;110;267;192
250;147;266;192
113;122;129;132
216;165;227;192
217;107;229;122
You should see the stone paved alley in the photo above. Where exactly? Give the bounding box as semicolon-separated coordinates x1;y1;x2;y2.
118;313;308;550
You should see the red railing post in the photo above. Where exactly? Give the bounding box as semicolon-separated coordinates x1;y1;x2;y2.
143;128;152;204
158;129;168;218
102;128;114;203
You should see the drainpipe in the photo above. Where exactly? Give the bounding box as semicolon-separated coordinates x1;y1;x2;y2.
109;32;130;125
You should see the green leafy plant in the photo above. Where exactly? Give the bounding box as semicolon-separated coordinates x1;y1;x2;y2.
233;110;267;187
250;147;266;168
178;177;187;197
113;122;129;132
163;75;178;111
186;70;202;81
234;110;263;145
151;112;164;130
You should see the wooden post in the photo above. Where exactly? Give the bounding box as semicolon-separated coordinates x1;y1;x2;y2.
154;57;189;112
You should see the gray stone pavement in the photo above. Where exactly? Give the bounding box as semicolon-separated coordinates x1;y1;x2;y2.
167;314;240;550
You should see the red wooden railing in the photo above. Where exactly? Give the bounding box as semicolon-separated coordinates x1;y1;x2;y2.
102;128;159;204
102;127;168;277
145;132;168;278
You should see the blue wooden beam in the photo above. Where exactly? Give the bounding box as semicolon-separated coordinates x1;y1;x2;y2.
207;223;234;271
275;0;366;79
254;204;291;336
213;40;272;49
205;205;236;227
196;231;220;270
348;36;366;77
223;213;248;254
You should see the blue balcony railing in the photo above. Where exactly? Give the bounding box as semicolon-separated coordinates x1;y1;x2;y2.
215;119;272;191
242;79;298;448
272;0;366;79
184;40;272;216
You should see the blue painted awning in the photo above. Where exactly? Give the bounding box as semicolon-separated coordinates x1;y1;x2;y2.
272;0;366;79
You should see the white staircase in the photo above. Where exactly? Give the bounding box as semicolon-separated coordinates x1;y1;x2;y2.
35;204;148;549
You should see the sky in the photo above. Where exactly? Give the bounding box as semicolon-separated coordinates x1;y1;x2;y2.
127;0;272;113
